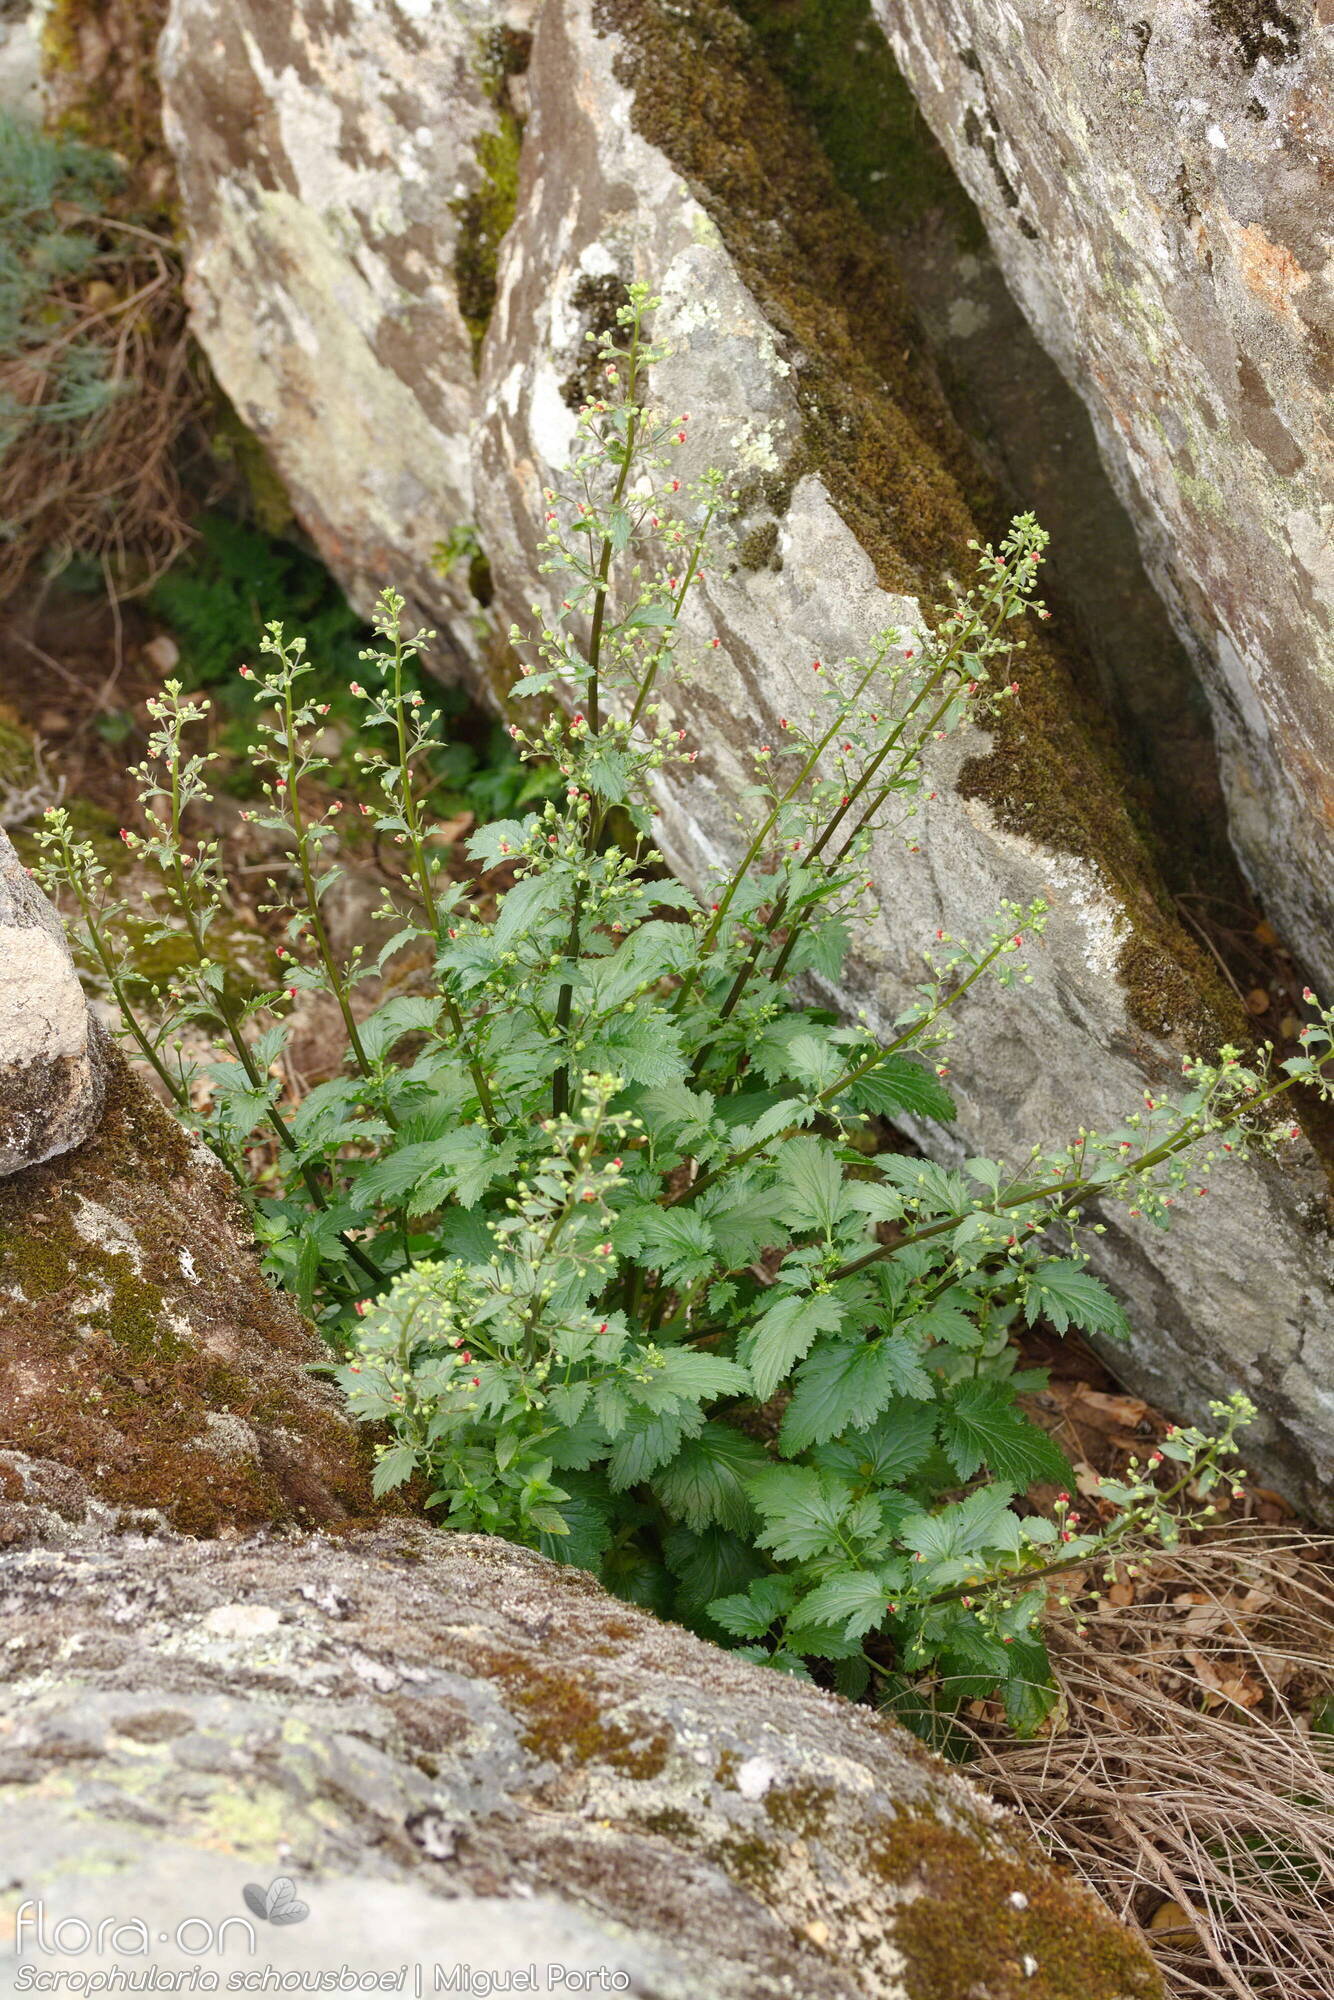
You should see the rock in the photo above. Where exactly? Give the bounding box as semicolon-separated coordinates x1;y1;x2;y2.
0;1;47;122
878;0;1334;995
141;631;180;675
0;1046;375;1536
0;824;105;1175
156;0;1334;1513
0;1522;1161;1998
156;0;539;681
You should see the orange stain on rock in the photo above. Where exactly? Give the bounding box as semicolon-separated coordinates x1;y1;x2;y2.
1231;220;1311;322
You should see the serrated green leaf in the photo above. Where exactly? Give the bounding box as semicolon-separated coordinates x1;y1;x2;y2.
742;1291;845;1402
781;1034;844;1091
900;1485;1024;1565
1024;1260;1131;1339
650;1421;770;1531
536;1471;615;1571
788;1569;901;1641
938;1381;1075;1488
746;1464;855;1562
914;1302;981;1351
775;1136;846;1235
607;1405;705;1489
874;1155;972;1216
614;1206;717;1289
663;1525;765;1619
358;994;441;1061
639;1349;750;1407
847;1054;956;1123
492;869;568;951
698;1182;790;1267
780;1334;932;1453
371;1444;418;1498
810;1399;939;1486
466;817;534;867
706;1574;797;1638
586;747;631;801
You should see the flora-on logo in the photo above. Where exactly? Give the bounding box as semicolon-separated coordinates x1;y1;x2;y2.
242;1878;310;1926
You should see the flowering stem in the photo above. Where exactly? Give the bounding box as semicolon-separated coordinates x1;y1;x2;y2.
280;681;384;1107
829;1064;1318;1285
384;633;500;1134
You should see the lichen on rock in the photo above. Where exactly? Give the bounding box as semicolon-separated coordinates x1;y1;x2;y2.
0;1523;1163;1998
879;0;1334;1000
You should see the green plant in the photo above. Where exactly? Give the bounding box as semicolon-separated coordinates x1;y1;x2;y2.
0;110;200;599
146;512;371;702
148;511;549;817
36;286;1334;1730
0;112;126;460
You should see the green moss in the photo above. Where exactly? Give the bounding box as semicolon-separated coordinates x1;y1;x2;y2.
865;1807;1162;2000
97;1267;179;1359
637;1805;697;1839
599;0;1245;1054
733;0;983;246
1207;0;1302;70
738;519;781;571
0;1050;376;1536
500;1660;673;1778
0;1224;74;1299
709;1830;783;1891
713;1747;741;1787
451;29;533;368
41;0;176;225
761;1778;835;1835
560;273;633;413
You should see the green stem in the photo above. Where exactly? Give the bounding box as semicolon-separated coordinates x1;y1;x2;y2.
671;658;885;1022
282;681;383;1098
828;1066;1312;1285
916;1445;1229;1615
549;318;652;1114
627;502;717;733
388;636;501;1134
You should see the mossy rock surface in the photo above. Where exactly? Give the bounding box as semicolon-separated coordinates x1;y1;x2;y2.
596;0;1242;1055
0;1523;1161;1998
0;1048;375;1538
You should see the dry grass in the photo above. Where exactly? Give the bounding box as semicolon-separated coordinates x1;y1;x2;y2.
0;216;206;603
962;1529;1334;1998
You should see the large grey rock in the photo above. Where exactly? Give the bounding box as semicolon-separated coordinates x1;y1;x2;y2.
156;0;1334;1513
0;825;104;1175
877;0;1334;996
156;0;538;679
0;1521;1161;1998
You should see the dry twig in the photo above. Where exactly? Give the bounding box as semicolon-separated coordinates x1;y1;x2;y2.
962;1529;1334;1999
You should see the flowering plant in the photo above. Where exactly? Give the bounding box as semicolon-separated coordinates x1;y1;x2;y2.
36;286;1334;1731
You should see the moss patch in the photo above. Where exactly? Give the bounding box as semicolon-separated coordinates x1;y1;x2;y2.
735;0;982;246
0;1050;375;1535
866;1807;1163;2000
452;28;533;367
504;1661;673;1778
599;0;1245;1053
560;272;633;413
1207;0;1302;69
737;518;781;571
41;0;176;222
